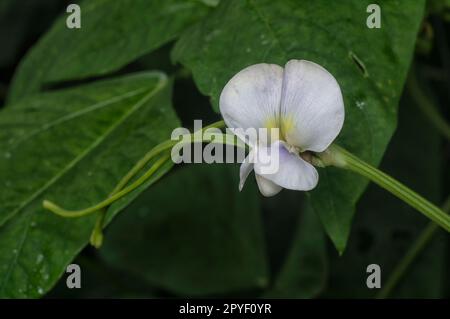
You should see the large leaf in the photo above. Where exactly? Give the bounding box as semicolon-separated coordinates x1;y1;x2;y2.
172;0;425;252
7;0;214;103
0;72;179;297
100;164;268;296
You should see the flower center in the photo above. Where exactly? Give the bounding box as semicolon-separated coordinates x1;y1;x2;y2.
285;143;300;155
280;115;295;138
264;115;296;142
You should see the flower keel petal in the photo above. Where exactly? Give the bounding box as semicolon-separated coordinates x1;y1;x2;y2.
254;141;319;191
255;174;283;197
239;153;254;191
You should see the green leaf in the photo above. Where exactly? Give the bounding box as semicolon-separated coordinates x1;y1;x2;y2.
0;72;179;297
100;164;269;296
172;0;425;252
265;200;327;298
8;0;212;103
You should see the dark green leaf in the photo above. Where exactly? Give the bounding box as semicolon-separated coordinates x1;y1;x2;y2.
8;0;212;103
172;0;425;252
0;72;179;297
100;164;269;296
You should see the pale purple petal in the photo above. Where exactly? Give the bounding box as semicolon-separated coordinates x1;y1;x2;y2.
254;141;318;191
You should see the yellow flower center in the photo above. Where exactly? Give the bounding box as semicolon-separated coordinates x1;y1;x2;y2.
264;115;295;141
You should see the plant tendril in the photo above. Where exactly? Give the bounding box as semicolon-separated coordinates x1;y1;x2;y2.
44;120;229;247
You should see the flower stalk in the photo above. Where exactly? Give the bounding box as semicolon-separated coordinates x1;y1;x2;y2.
316;145;450;232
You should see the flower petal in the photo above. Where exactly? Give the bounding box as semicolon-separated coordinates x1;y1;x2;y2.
280;60;345;152
219;63;283;132
239;154;254;191
254;141;318;191
255;174;283;197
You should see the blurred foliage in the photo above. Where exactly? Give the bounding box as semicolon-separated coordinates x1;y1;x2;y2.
0;0;74;104
0;0;72;69
7;0;211;103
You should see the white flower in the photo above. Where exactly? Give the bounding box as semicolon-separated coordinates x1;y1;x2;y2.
219;60;345;197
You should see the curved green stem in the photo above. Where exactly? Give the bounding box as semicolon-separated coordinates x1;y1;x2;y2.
374;70;450;296
44;154;171;217
44;121;238;236
110;119;226;194
90;209;107;248
376;196;450;299
45;129;236;219
372;70;450;296
316;145;450;232
408;69;450;141
59;120;226;247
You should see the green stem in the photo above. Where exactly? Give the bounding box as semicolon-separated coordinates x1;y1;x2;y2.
317;145;450;232
44;154;171;218
90;210;107;248
377;69;450;297
109;119;226;195
44;122;238;220
113;120;226;191
376;196;450;299
83;120;225;247
408;69;450;141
